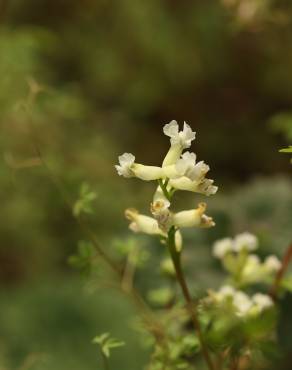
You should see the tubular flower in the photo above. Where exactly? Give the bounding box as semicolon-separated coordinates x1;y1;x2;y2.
125;208;165;236
115;153;164;181
162;120;196;167
172;203;215;229
168;152;218;196
117;121;217;253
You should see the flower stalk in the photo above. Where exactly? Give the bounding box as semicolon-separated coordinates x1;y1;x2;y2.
167;225;215;370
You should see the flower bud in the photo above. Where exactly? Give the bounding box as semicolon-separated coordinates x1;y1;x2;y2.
125;208;165;236
172;203;215;228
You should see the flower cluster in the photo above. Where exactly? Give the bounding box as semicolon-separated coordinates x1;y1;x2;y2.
212;232;282;286
115;121;218;248
209;285;274;317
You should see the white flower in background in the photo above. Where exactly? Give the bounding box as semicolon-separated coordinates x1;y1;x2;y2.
252;293;274;312
172;202;215;229
213;238;233;259
125;209;165;236
115;153;136;178
241;254;260;275
233;291;253;317
162;121;196;167
115;153;164;181
264;255;282;272
217;285;236;300
233;232;258;252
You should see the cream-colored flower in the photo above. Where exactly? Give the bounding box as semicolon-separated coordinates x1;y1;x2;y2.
213;238;233;259
264;255;282;272
115;153;164;181
115;153;136;178
172;202;215;228
233;291;253;317
162;121;196;167
233;232;258;252
125;208;165;236
167;152;217;195
176;152;209;181
240;254;263;284
169;177;218;196
175;230;183;252
252;293;273;312
217;285;236;300
163;120;196;148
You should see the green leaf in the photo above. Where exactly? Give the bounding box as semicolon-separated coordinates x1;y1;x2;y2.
93;333;125;358
73;182;97;217
279;146;292;153
147;287;174;306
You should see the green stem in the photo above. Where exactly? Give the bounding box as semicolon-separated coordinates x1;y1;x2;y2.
100;350;110;370
158;179;171;202
167;227;215;370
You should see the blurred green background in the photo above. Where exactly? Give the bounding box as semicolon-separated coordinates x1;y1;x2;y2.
1;0;292;369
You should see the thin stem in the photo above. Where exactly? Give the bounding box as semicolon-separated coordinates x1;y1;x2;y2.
100;350;110;370
158;179;171;201
270;243;292;299
167;227;215;370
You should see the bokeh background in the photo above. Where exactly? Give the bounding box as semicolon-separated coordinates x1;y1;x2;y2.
1;0;292;369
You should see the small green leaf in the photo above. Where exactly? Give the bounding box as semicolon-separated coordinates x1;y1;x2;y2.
93;333;125;359
73;182;97;217
279;146;292;153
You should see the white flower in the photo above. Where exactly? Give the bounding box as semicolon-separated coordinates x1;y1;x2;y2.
132;164;164;181
252;293;274;312
264;255;282;272
218;285;236;299
125;208;165;236
233;291;253;317
167;151;217;195
115;153;164;181
162;121;196;167
169;176;218;196
196;179;218;196
163;151;209;179
163;120;196;148
233;232;258;252
115;153;135;178
213;238;233;259
172;202;215;228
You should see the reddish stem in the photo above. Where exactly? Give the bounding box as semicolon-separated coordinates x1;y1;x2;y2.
270;243;292;299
